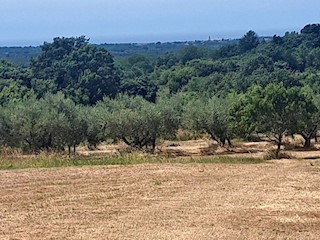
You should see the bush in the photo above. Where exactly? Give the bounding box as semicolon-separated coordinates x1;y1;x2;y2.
263;150;293;160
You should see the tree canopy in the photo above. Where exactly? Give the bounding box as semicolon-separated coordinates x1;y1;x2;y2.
0;25;320;157
231;84;317;157
30;36;121;105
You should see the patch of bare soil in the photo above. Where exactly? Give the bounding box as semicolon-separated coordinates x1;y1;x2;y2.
79;138;320;160
157;140;278;159
160;139;320;160
1;160;320;239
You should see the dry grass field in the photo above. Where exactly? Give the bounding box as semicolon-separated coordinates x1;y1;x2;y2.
1;156;320;239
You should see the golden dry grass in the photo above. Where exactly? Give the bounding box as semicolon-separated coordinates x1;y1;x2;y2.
1;160;320;239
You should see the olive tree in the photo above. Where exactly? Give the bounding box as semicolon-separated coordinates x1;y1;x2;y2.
2;97;57;151
97;95;181;151
231;84;316;158
42;93;88;157
183;97;233;146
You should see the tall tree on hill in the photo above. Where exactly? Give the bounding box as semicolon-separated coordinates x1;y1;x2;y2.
30;36;121;105
301;24;320;47
239;30;260;52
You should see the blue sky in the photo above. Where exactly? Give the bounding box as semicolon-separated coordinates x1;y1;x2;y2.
1;0;320;46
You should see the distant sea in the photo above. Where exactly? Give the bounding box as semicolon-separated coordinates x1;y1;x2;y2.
0;28;298;47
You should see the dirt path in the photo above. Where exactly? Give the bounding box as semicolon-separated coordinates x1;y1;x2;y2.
0;160;319;239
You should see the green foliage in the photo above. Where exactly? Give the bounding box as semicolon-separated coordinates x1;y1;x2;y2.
179;45;206;64
0;82;34;105
183;97;233;146
81;106;106;149
4;26;320;106
120;76;158;102
301;24;320;47
30;37;121;105
0;47;41;67
230;84;317;157
42;93;88;155
1;26;320;156
0;93;88;154
156;52;179;68
157;66;195;93
0;93;88;153
3;97;53;151
96;95;181;150
0;41;239;67
0;60;30;87
239;30;260;52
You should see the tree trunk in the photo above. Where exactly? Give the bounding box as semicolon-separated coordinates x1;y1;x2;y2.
73;145;76;157
302;125;317;149
68;145;71;158
275;141;281;159
151;138;156;153
25;138;32;151
275;135;282;159
122;137;131;146
219;137;226;147
304;137;311;149
227;137;232;148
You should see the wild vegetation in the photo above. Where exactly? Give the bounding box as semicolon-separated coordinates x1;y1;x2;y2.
1;24;320;158
0;38;240;66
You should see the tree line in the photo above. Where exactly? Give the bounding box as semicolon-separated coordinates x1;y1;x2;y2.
1;24;320;158
0;85;318;158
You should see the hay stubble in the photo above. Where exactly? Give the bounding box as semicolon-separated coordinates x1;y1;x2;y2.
0;160;319;239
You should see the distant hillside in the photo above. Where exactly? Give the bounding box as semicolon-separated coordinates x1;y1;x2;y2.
0;47;41;67
99;39;241;58
0;38;245;66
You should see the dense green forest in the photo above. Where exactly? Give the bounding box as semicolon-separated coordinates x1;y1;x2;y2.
0;38;241;67
1;24;320;158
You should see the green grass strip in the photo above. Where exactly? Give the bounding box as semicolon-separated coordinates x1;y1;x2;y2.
0;154;265;171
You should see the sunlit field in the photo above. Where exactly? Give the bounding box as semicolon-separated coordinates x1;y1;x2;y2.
0;140;319;239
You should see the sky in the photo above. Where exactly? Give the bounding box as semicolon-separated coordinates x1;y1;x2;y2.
0;0;320;46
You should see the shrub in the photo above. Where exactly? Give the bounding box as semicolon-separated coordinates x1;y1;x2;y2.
263;150;293;160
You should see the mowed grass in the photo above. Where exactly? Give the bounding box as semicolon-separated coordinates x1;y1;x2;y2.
0;160;319;239
1;141;319;239
0;153;264;170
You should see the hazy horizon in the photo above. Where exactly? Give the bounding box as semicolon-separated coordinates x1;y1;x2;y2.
0;27;305;47
1;0;319;47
